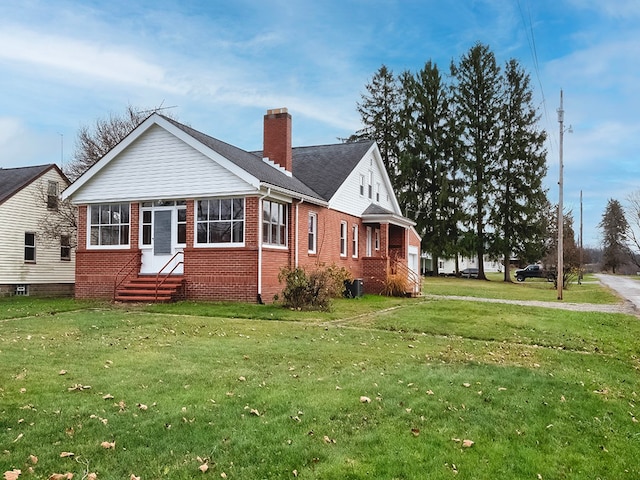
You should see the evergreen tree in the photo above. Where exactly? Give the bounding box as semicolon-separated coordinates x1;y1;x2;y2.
349;65;401;187
492;59;548;282
451;43;502;280
396;61;459;275
599;198;628;273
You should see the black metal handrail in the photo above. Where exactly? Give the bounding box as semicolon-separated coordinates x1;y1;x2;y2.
154;251;184;301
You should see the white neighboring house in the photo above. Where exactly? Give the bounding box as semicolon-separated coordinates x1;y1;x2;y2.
422;253;503;276
0;164;75;297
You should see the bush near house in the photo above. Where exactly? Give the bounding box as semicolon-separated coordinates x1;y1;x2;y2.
278;264;351;310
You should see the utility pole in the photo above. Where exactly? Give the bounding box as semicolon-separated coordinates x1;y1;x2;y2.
557;91;564;300
579;190;583;285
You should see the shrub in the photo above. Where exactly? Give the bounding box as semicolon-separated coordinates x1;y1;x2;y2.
382;273;408;297
278;264;351;311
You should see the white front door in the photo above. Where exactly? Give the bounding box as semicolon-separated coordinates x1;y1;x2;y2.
140;204;185;274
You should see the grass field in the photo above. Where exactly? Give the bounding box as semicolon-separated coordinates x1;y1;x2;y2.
1;278;639;479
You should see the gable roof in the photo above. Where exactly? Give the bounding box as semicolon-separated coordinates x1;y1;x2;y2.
0;164;64;206
162;116;323;201
285;140;375;201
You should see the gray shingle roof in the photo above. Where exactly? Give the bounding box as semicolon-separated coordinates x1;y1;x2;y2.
162;116;324;201
0;164;56;205
163;115;374;203
290;141;375;201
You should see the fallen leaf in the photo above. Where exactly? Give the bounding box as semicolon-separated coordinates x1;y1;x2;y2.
100;441;116;449
498;387;507;391
426;390;434;395
199;463;208;473
59;370;67;375
3;469;21;480
462;383;471;388
323;435;336;444
87;474;97;480
238;376;246;382
220;473;227;479
250;408;260;416
29;455;38;464
462;439;474;448
67;384;91;392
130;475;140;480
359;396;371;403
293;470;298;477
102;394;114;400
59;452;74;458
48;474;73;480
12;433;23;443
411;428;420;436
137;403;148;411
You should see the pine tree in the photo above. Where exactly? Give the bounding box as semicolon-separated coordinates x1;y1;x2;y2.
349;65;401;187
599;198;628;273
492;59;548;281
396;61;459;275
451;43;502;280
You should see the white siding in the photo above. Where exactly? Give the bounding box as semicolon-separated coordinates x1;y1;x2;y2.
71;125;256;203
0;169;75;284
329;149;398;216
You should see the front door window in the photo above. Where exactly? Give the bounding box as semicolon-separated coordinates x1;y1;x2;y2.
140;201;185;274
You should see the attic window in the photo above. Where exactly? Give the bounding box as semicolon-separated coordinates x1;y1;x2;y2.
47;181;59;210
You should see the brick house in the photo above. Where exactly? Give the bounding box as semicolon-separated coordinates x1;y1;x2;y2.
0;164;75;297
62;109;421;302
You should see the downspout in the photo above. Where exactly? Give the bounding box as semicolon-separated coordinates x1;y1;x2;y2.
295;198;304;268
257;188;271;304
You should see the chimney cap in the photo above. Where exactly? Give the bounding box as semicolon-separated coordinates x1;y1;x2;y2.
266;107;288;115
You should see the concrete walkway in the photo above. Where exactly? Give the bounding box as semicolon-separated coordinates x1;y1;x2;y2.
421;274;640;317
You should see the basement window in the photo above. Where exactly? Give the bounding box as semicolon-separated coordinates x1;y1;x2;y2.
15;285;29;296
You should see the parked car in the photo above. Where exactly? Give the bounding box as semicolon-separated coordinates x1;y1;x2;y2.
460;267;479;278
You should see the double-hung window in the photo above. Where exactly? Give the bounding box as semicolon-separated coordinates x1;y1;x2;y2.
340;221;347;257
89;203;130;247
197;198;244;245
308;212;317;253
263;200;287;246
24;232;36;262
60;235;71;261
47;181;59;210
352;225;358;258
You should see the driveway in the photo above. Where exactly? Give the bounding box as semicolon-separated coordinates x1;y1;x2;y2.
595;273;640;311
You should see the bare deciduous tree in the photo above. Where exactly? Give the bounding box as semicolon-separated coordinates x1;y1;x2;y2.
65;103;176;181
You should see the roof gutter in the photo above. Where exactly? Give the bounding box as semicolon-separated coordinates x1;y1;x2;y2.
259;182;328;207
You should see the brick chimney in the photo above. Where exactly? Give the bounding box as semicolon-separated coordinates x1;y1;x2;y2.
263;108;292;172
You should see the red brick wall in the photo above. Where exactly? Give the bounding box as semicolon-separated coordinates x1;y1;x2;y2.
74;197;411;303
75;204;141;299
263;109;292;172
183;246;258;302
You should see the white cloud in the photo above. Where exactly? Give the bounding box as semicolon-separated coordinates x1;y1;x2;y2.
0;26;182;93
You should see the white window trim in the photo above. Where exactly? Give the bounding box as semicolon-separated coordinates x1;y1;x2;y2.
375;228;380;251
87;203;131;250
195;198;246;248
308;212;317;254
352;224;358;258
262;199;288;248
340;221;347;257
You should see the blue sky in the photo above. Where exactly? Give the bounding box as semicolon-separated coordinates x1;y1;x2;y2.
1;0;639;248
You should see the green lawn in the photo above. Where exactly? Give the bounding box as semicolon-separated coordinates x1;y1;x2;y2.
1;285;639;479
